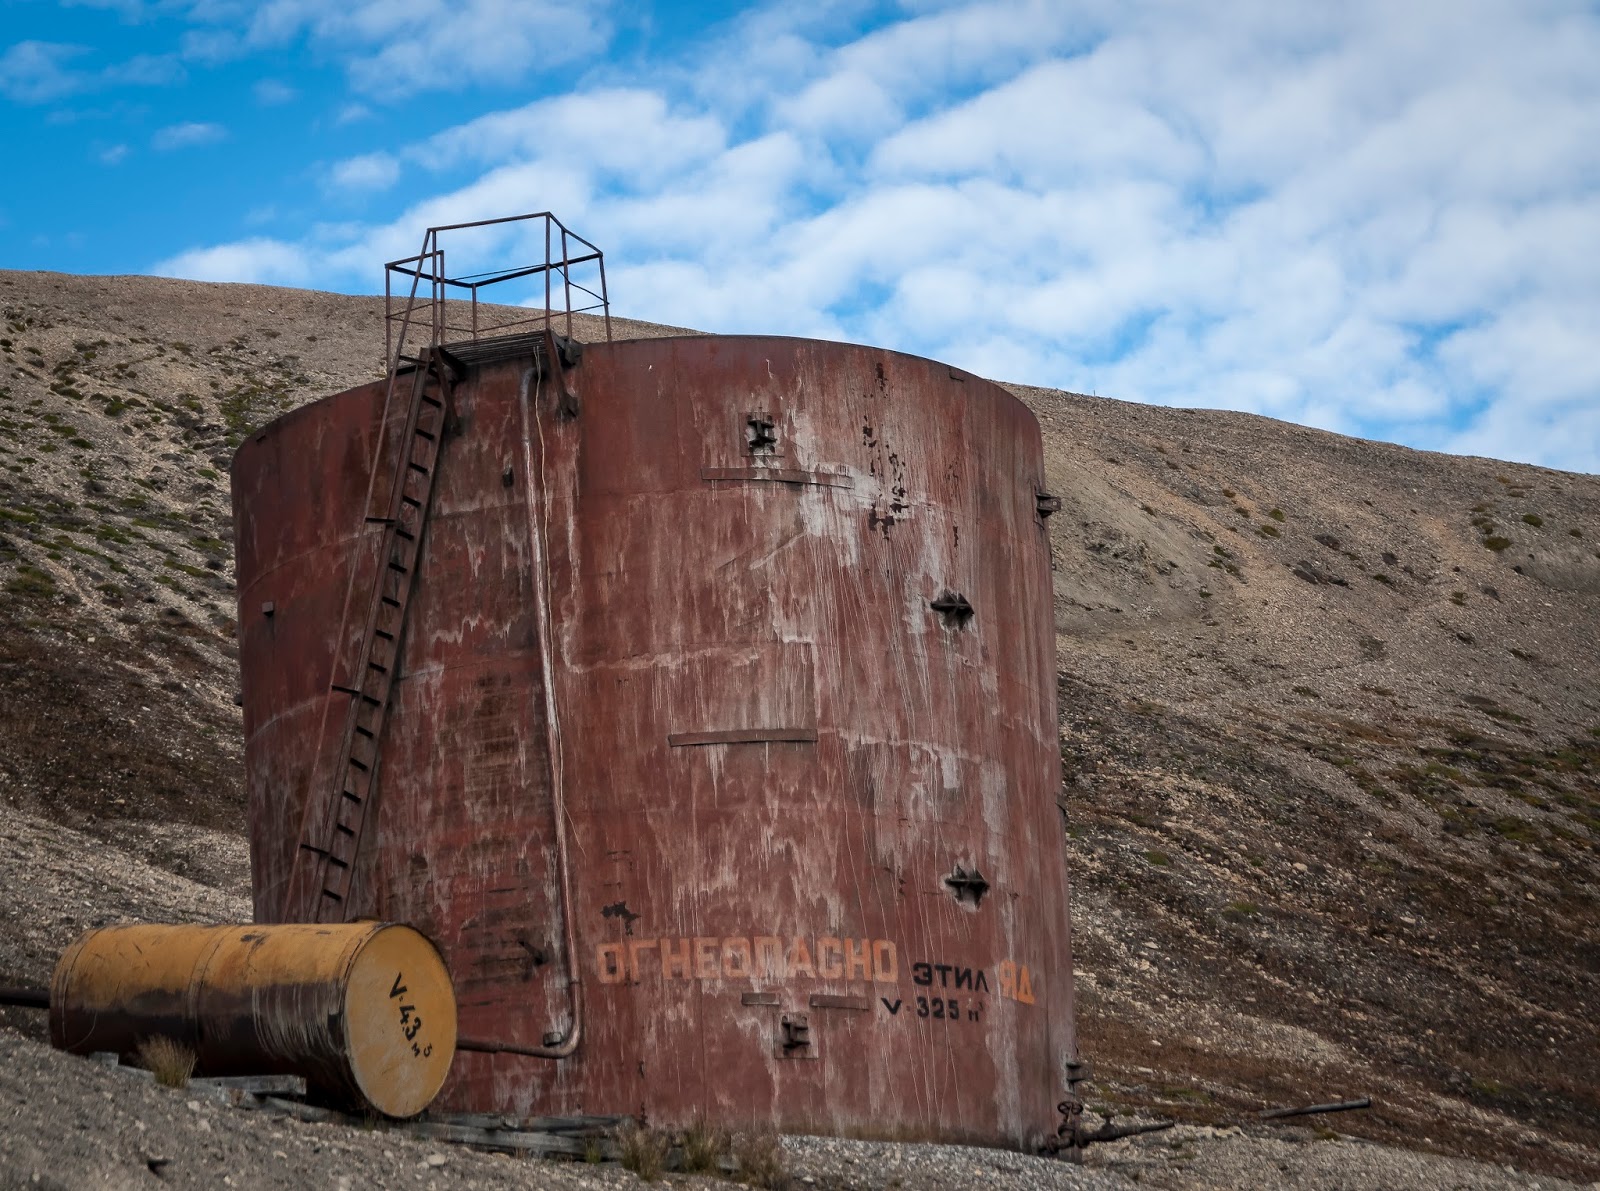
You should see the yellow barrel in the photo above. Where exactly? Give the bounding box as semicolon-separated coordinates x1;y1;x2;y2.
49;922;456;1118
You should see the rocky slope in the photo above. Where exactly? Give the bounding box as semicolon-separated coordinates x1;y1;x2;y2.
0;270;1596;1186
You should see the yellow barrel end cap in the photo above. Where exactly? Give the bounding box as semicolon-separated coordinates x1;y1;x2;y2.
342;925;457;1118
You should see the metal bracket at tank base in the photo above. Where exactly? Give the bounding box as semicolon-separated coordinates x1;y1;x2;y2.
1045;1057;1175;1161
1036;491;1062;519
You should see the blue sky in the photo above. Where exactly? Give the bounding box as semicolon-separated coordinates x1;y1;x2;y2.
3;0;1598;473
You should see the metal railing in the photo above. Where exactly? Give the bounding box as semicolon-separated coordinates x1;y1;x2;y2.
383;211;611;377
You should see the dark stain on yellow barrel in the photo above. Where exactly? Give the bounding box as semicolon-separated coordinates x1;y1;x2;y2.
49;922;455;1118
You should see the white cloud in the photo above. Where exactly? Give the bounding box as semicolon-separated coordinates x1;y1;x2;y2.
0;41;88;104
240;0;609;96
327;151;400;193
147;0;1600;473
62;0;149;15
253;78;297;105
104;52;184;87
0;40;184;103
151;237;311;285
97;143;129;165
179;28;242;65
415;90;726;183
152;121;227;150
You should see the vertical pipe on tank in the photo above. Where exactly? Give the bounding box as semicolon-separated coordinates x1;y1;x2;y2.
561;227;573;340
457;353;584;1060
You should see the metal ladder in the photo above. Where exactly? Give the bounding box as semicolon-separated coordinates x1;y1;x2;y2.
287;348;455;922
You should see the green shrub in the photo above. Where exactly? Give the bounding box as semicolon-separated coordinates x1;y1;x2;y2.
5;564;55;597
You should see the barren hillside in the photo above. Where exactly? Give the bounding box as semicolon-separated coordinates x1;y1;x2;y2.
1;270;1596;1185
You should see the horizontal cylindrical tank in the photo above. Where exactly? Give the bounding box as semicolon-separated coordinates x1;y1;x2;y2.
49;923;456;1118
233;335;1075;1148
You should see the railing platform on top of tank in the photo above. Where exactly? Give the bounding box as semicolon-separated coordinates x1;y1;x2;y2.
383;212;611;380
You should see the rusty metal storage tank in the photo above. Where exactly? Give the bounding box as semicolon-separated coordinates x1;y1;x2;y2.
232;330;1078;1149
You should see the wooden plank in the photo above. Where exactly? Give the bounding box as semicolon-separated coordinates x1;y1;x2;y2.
192;1074;307;1096
396;1121;605;1158
421;1111;624;1135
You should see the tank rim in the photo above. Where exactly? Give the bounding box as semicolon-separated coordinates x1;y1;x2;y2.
230;332;1038;478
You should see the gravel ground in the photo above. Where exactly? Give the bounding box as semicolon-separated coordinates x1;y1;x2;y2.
3;1031;1593;1191
0;1034;653;1191
1087;1126;1593;1191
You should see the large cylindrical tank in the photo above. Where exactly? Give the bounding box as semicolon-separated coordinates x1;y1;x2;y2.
231;335;1075;1148
50;922;456;1117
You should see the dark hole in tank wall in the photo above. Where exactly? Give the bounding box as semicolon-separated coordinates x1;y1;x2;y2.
930;591;974;629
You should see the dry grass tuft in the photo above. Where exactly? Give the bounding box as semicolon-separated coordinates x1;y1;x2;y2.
680;1118;731;1174
136;1036;196;1088
732;1127;789;1189
616;1119;670;1182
